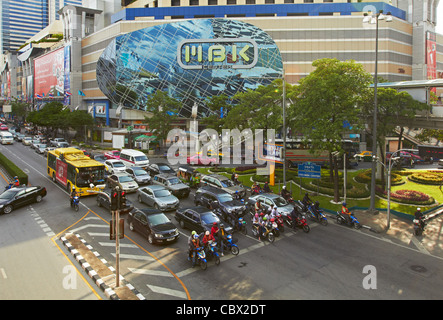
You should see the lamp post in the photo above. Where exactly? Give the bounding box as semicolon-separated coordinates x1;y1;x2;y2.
363;10;392;214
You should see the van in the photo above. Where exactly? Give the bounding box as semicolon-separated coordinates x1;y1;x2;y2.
119;149;150;169
0;132;14;145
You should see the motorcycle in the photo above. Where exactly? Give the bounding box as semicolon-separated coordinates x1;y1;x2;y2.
274;213;285;233
4;183;13;191
251;221;275;243
336;212;361;229
294;214;310;233
306;205;328;226
234;216;247;235
192;247;208;270
268;218;281;237
71;196;80;212
225;234;240;255
207;240;220;265
413;217;426;236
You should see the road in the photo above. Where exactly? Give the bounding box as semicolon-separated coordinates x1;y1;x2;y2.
0;141;442;300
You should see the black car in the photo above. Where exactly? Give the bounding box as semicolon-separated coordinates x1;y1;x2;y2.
146;163;176;176
127;208;179;244
194;185;247;218
175;206;233;234
0;186;47;214
96;190;134;214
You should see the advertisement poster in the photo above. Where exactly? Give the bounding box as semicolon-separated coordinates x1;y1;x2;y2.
64;45;71;105
426;31;437;94
56;159;68;186
34;47;64;96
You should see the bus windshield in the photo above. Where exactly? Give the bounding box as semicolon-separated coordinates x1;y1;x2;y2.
76;166;106;187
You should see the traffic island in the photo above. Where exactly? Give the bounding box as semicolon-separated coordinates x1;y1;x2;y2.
60;232;145;300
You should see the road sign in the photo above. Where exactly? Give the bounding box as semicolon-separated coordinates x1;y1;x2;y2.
298;162;321;179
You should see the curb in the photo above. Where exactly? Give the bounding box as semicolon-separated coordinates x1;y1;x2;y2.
60;233;146;300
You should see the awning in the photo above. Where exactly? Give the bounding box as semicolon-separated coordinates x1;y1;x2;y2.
134;135;157;142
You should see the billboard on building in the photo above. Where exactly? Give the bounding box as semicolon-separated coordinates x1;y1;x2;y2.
34;47;65;97
96;18;283;118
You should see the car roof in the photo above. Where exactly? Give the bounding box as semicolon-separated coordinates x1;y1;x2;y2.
137;208;164;216
144;185;166;191
107;159;123;163
184;206;213;214
156;173;176;178
206;174;227;180
131;166;146;170
113;172;130;176
198;185;230;195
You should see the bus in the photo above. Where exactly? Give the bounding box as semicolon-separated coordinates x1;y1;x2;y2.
47;148;106;196
272;138;359;167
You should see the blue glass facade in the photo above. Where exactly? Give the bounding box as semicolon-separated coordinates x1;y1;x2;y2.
96;19;283;118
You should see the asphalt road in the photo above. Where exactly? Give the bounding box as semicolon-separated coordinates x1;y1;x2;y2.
0;141;442;300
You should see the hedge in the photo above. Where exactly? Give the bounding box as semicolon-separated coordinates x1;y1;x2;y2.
0;152;28;185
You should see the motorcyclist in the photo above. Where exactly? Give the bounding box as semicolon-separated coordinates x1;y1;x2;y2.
231;173;240;186
263;181;272;193
13;176;20;187
190;234;201;267
280;186;291;201
251;182;261;195
70;187;78;207
312;201;322;220
270;205;278;219
290;205;300;231
188;230;197;261
302;192;312;210
254;200;262;215
216;224;227;256
202;231;215;255
341;202;352;225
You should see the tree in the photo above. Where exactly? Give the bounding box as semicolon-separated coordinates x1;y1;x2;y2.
289;58;372;202
200;94;231;133
143;90;180;146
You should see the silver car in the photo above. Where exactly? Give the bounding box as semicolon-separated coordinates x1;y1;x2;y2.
247;193;295;217
136;185;179;211
125;166;151;185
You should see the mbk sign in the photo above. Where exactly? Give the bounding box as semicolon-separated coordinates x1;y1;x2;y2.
177;38;258;70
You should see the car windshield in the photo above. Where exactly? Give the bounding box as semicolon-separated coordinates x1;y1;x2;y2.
148;213;170;226
39;144;47;148
95;155;106;161
135;155;148;161
113;162;125;167
273;196;288;207
119;176;133;183
167;177;181;185
0;189;19;199
201;212;220;225
220;179;233;188
154;189;171;197
218;194;233;202
158;165;171;171
134;169;147;176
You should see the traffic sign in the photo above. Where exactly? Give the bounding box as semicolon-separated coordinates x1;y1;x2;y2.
298;162;321;179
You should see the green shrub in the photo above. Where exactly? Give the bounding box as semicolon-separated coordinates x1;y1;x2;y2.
0;152;28;185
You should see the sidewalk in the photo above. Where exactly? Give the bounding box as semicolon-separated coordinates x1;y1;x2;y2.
352;209;443;258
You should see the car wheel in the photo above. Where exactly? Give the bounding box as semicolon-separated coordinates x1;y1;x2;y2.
179;219;186;229
96;198;102;207
3;205;13;214
138;195;143;203
52;173;56;183
35;195;43;203
129;221;135;231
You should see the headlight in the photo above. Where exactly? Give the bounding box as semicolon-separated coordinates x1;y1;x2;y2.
155;233;163;238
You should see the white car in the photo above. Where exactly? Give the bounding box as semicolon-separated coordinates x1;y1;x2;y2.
107;173;139;193
104;159;127;174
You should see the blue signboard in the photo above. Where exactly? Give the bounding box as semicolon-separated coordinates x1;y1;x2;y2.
298;162;321;179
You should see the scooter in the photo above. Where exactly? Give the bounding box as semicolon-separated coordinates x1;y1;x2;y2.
306;205;328;226
413;217;426;236
192;247;207;270
294;214;310;233
336;212;361;229
225;234;240;255
251;221;275;243
71;196;80;212
234;216;247;235
274;213;285;233
207;240;220;265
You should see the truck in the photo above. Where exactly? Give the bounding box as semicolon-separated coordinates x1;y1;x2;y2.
417;145;443;162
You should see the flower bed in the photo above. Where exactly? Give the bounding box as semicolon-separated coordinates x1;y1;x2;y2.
376;187;435;205
408;171;443;185
355;169;404;185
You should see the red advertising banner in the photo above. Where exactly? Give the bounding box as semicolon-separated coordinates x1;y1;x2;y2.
34;47;64;96
426;31;437;95
56;159;68;186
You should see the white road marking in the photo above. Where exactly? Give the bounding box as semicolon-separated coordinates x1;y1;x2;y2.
128;268;173;277
146;284;187;299
0;268;7;279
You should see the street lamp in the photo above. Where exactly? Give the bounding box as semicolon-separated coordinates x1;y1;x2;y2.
363;10;392;214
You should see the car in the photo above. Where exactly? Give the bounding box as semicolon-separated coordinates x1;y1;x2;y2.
93;154;107;163
187;154;218;166
22;137;33;146
104;159;127;174
0;124;8;131
125;166;151;185
96;190;134;214
200;174;246;198
386;151;415;168
194;185;247;218
175;206;233;234
146;162;176;176
44;146;56;157
50;138;67;147
354;151;372;162
439;158;443;168
106;172;139;193
246;193;295;218
30;139;41;149
35;144;47;154
14;133;25;142
58;142;69;148
104;150;121;160
0;186;47;215
152;173;190;198
136;185;179;211
128;208;179;244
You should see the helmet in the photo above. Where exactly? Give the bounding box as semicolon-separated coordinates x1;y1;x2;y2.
193;234;199;239
342;202;346;206
14;176;18;179
213;222;218;226
262;217;267;221
417;208;421;211
270;218;275;222
282;186;286;190
205;231;210;236
191;230;197;236
315;201;320;206
72;187;76;191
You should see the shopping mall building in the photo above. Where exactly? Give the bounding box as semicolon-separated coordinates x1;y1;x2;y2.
1;0;442;130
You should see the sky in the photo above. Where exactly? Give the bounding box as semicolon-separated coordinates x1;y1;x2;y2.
437;2;443;34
